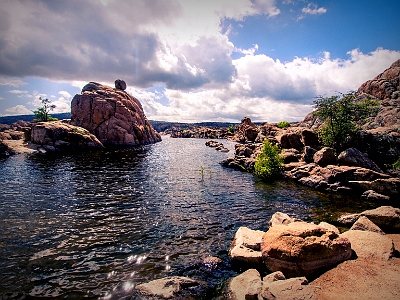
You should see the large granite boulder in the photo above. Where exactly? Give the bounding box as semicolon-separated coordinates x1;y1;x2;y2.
71;82;161;146
227;269;262;300
350;216;385;234
313;147;336;166
232;116;259;143
261;222;352;277
360;206;400;233
338;147;382;172
31;121;104;151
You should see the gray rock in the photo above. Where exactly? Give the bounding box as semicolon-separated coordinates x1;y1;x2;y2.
114;79;127;90
229;227;264;265
260;277;315;300
262;271;286;284
313;147;336;166
268;212;297;227
338;148;382;173
361;206;400;233
336;213;361;226
361;190;390;201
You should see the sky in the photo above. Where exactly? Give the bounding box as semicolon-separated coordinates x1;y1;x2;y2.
0;0;399;123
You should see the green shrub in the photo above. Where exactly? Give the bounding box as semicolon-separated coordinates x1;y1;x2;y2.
393;157;400;170
277;121;290;129
254;139;284;179
314;92;378;151
228;125;235;133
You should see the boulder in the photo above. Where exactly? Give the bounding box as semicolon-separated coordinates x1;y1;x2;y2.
30;121;104;151
350;216;385;234
262;271;286;284
303;146;317;163
229;227;264;265
233;116;259;142
227;269;262;300
268;212;297;227
341;230;394;260
360;206;400;233
114;79;126;90
313;147;336;166
135;276;207;299
0;140;16;156
336;213;361;227
348;178;400;197
301;129;319;147
281;148;300;163
71;82;161;146
361;190;390;201
261;222;352;277
278;133;304;150
338;148;382;172
318;222;340;235
259;276;315;300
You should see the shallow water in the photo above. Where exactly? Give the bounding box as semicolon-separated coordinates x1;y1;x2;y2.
0;136;379;299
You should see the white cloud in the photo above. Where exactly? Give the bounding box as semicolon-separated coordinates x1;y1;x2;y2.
0;77;27;87
4;105;32;115
0;96;4;100
302;3;327;15
8;90;29;94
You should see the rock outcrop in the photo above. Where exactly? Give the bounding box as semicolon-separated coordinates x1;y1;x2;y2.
30;121;104;151
71;82;161;146
229;226;264;265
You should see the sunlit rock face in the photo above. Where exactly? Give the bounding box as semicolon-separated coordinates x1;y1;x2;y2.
71;82;161;146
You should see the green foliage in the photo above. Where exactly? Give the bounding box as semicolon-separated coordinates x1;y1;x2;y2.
313;92;378;151
393;157;400;170
228;125;235;133
277;121;290;129
254;139;284;179
33;97;57;122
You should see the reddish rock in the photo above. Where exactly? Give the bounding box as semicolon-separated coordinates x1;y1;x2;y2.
71;82;161;146
350;216;385;235
301;129;319;147
338;148;382;172
313;147;336;166
228;269;262;300
261;222;352;277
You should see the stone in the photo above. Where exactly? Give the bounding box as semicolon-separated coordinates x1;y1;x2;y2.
71;82;161;146
303;146;317;163
233;116;259;142
350;216;385;234
278;133;304;150
281;148;300;163
262;271;286;284
202;256;222;270
336;213;361;226
313;147;336;166
114;79;127;90
135;276;207;299
361;206;400;233
227;269;262;300
318;222;340;235
301;129;319;147
268;212;297;227
361;190;390;201
261;222;352;277
260;276;315;300
30;121;104;150
229;227;264;265
338;147;382;172
349;178;400;197
341;230;394;260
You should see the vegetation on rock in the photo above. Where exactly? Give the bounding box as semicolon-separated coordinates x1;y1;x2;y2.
33;97;58;122
313;92;378;151
254;139;284;179
277;121;290;129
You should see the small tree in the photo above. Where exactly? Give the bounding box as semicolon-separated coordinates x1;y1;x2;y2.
313;92;378;151
228;125;235;133
277;121;290;129
33;97;57;122
254;139;284;179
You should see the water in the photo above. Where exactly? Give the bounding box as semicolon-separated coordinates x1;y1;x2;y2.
0;136;379;299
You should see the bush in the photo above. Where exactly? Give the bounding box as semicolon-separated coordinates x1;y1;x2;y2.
228;125;235;133
277;121;290;129
254;139;284;179
393;157;400;170
313;92;378;151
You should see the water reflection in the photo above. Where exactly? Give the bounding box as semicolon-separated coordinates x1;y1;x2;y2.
0;136;379;299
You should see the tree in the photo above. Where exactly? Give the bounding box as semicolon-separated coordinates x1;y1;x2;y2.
313;92;378;151
254;139;284;179
33;97;57;122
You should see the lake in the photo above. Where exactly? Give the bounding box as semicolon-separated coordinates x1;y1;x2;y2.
0;136;378;299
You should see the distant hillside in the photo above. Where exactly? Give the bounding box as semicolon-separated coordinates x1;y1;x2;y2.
0;113;72;125
0;113;240;131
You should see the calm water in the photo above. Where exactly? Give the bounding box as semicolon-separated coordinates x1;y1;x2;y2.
0;136;379;299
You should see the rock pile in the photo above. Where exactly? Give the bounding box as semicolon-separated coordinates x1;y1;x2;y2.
71;82;161;146
205;140;229;152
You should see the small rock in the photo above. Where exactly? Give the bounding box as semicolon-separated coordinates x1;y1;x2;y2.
318;222;340;235
350;216;385;234
361;190;390;201
336;213;361;226
229;227;264;265
202;256;222;270
262;271;286;284
228;269;262;300
361;206;400;233
260;277;315;300
268;212;297;227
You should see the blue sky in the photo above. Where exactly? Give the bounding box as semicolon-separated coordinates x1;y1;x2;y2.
1;0;399;122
